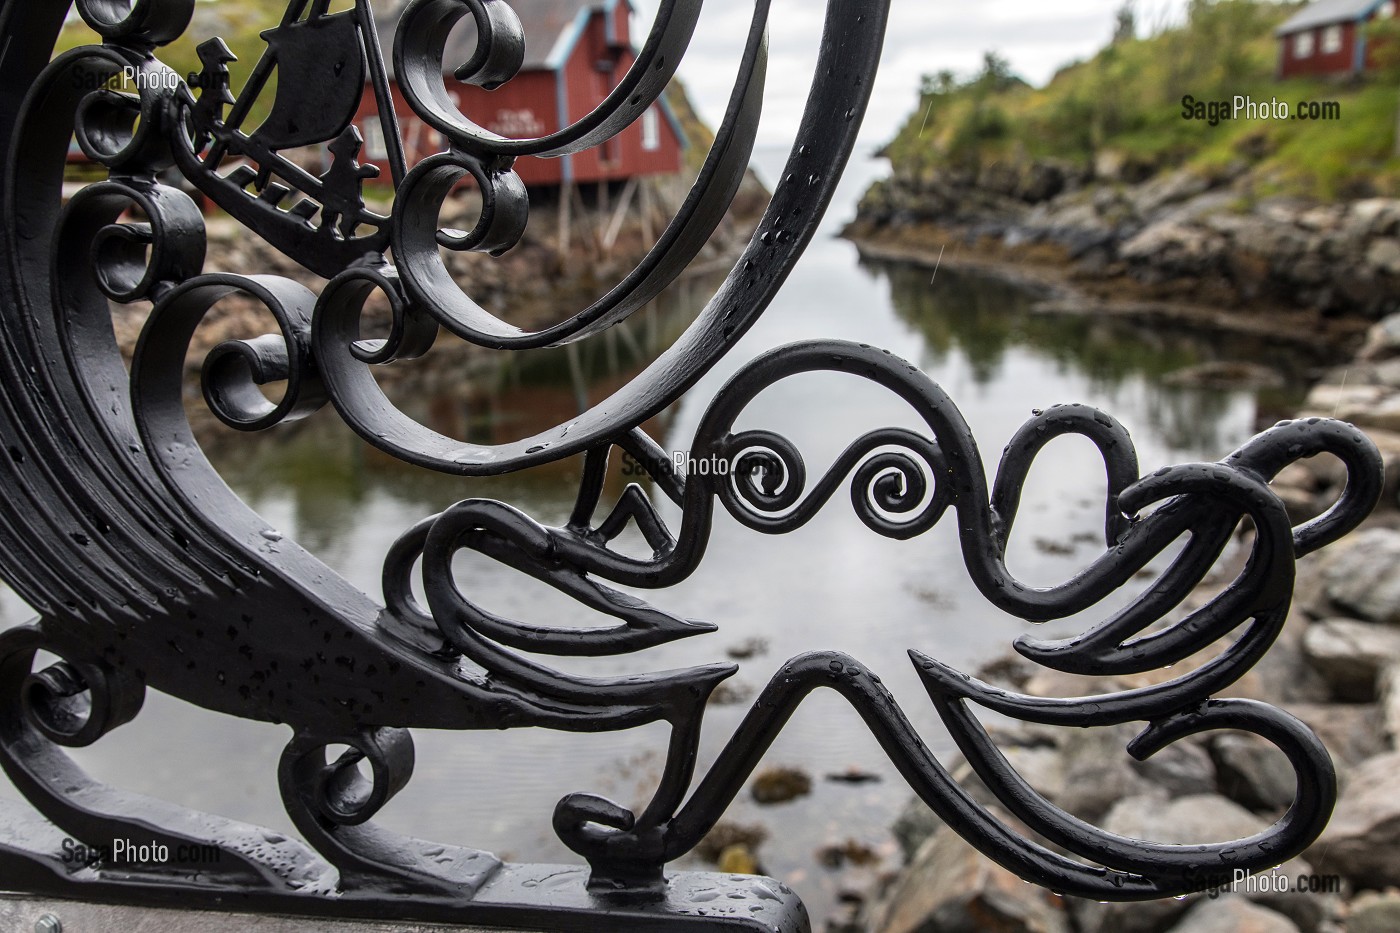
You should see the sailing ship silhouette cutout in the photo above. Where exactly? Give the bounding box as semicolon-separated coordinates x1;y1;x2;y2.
172;0;402;278
252;7;365;150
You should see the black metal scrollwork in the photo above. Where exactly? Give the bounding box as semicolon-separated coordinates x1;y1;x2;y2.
0;0;1384;927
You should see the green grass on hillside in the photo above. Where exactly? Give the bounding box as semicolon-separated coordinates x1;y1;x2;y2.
883;0;1400;200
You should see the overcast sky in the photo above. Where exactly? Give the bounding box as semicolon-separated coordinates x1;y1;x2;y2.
662;0;1192;146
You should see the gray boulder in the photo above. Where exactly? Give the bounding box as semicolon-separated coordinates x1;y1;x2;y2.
890;796;940;865
1170;896;1299;933
1301;618;1400;701
1308;750;1400;888
1242;607;1332;705
890;738;1067;864
1282;701;1384;768
1348;890;1400;933
1358;311;1400;362
1130;738;1217;798
1071;794;1322;933
1055;722;1163;822
1295;427;1400;506
1071;795;1259;933
1340;394;1400;435
1302;382;1388;416
1100;791;1272;844
1380;663;1400;749
1366;237;1400;277
1131;169;1213;217
1346;199;1400;239
869;812;1069;933
1210;733;1296;813
1319;529;1400;625
1119;220;1226;275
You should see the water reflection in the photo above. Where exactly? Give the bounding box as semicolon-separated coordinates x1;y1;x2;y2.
870;258;1312;453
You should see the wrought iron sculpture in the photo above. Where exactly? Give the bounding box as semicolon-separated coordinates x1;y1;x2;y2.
0;0;1384;928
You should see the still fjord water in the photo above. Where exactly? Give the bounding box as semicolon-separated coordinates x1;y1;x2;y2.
0;148;1321;919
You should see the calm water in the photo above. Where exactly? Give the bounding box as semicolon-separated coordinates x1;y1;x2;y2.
0;148;1323;921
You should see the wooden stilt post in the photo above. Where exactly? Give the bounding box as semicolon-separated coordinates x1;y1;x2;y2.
558;182;573;271
614;316;645;363
605;321;619;374
565;341;588;414
638;177;655;245
571;181;601;257
602;176;639;255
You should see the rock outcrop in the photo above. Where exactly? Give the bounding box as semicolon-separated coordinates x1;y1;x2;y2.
851;162;1400;320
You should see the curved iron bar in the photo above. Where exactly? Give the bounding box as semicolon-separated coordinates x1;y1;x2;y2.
316;0;882;470
415;340;1374;895
0;0;1385;925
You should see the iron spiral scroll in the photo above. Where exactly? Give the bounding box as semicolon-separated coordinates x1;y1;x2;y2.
0;0;1384;926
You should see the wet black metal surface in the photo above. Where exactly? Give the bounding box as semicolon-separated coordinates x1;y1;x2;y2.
0;0;1384;927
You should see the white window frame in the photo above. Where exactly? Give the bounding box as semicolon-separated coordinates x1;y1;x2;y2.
1321;24;1343;54
641;106;661;152
1294;30;1315;58
361;116;388;161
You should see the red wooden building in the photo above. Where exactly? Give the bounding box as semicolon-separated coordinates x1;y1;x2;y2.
355;0;688;188
1276;0;1397;79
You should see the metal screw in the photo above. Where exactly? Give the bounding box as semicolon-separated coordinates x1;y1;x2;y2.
34;914;62;933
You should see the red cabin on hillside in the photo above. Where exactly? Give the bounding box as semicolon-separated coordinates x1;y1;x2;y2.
1276;0;1397;79
354;0;688;189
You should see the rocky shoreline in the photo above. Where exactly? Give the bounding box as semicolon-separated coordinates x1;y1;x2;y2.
843;229;1368;355
844;310;1400;933
847;158;1400;325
